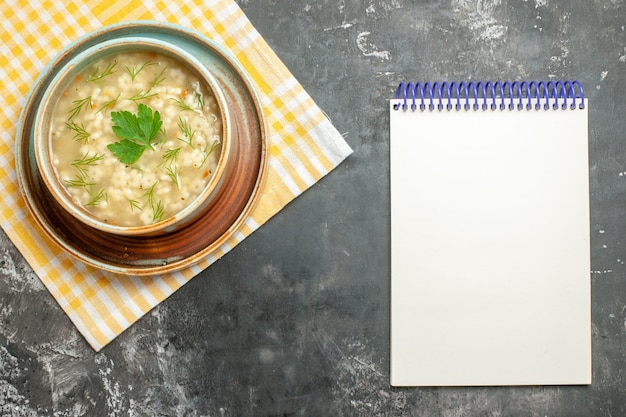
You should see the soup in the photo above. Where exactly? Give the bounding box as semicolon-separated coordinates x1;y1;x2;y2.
50;51;222;227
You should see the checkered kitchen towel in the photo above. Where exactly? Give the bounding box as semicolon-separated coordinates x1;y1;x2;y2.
0;0;352;350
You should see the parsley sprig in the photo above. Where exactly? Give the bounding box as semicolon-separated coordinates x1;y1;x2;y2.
107;104;163;164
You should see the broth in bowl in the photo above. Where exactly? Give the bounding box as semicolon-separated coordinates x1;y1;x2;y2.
50;51;222;227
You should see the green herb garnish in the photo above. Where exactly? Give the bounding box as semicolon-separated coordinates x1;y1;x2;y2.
64;171;95;188
126;89;159;102
107;104;163;164
165;165;181;189
141;181;165;222
126;66;168;102
159;147;182;189
96;93;121;114
125;60;156;81
200;140;220;168
143;181;158;207
88;60;117;82
66;121;91;143
68;96;92;120
152;200;165;223
86;189;107;206
151;66;167;88
195;92;204;109
161;147;181;166
71;152;104;175
129;199;142;211
170;96;198;113
177;116;195;148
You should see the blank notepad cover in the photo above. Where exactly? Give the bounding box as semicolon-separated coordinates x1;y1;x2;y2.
389;83;591;386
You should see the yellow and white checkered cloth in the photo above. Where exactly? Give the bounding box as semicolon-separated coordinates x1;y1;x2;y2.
0;0;352;350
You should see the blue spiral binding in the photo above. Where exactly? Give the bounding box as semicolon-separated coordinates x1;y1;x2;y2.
393;80;585;112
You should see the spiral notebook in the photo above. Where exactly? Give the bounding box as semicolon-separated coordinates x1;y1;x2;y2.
389;81;591;386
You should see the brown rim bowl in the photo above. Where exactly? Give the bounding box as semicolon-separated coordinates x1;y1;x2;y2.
15;22;268;275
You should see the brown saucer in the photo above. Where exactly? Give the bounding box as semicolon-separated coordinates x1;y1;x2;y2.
15;22;268;276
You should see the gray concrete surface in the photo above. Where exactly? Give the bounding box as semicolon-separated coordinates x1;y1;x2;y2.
1;0;625;415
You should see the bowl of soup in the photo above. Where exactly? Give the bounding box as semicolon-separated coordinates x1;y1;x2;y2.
33;37;231;236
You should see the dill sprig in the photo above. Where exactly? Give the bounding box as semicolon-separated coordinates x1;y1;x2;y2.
200;140;220;168
141;181;165;223
86;189;107;206
177;116;195;148
126;66;167;102
128;199;142;212
160;147;181;166
68;96;92;120
170;96;198;113
143;182;158;208
88;60;117;82
96;93;121;114
65;121;90;143
195;92;204;109
152;200;165;223
126;89;159;102
151;66;167;88
160;147;182;189
66;152;104;192
165;165;181;190
64;171;95;188
125;60;156;81
71;152;104;176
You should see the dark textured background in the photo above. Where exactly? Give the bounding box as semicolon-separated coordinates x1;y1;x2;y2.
1;0;625;415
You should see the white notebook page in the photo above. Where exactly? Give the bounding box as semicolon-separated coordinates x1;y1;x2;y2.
389;98;591;386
